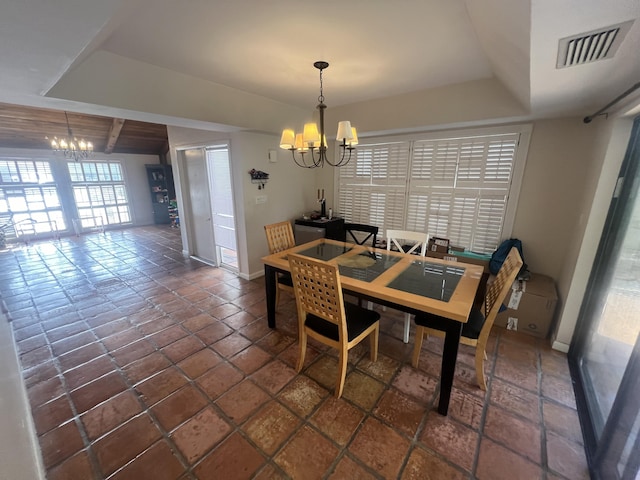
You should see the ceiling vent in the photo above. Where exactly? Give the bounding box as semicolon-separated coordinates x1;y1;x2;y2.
556;20;634;68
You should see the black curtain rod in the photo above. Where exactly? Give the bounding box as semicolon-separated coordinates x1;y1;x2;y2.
584;81;640;123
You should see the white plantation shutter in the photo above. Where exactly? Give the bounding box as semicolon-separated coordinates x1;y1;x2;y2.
407;133;519;252
405;193;428;231
338;142;410;234
474;195;508;252
457;141;485;184
337;129;525;254
426;192;453;237
449;193;477;247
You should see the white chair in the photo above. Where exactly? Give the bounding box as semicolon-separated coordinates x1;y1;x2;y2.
386;229;429;343
386;229;429;256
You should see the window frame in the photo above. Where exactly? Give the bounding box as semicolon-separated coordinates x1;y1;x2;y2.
334;124;531;253
0;158;66;238
67;160;133;230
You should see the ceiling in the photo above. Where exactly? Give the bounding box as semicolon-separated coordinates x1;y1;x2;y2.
0;0;639;154
0;103;168;156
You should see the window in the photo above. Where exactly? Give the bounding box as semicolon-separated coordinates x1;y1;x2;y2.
338;142;410;232
0;160;65;237
68;161;131;229
337;126;530;254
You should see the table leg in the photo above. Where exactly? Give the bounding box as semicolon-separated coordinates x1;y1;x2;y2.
438;320;463;415
265;264;277;328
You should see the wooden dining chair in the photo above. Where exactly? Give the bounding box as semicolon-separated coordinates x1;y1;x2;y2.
344;223;379;247
411;247;523;390
264;221;296;309
288;253;380;398
386;229;430;342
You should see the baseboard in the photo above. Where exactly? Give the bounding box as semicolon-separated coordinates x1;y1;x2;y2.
552;341;570;353
246;270;265;281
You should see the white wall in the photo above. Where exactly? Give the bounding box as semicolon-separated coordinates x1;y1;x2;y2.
121;154;160;226
167;126;317;279
504;118;623;348
328;78;529;135
48;50;312;135
553;117;634;349
511;118;601;279
234;132;317;276
0;312;45;480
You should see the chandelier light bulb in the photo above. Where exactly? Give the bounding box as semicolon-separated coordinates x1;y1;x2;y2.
46;112;95;161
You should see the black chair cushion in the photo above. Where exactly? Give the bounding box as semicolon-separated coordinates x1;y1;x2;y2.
305;303;380;342
414;306;486;340
277;272;293;287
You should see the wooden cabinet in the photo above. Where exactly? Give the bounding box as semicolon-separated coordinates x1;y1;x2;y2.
145;164;176;224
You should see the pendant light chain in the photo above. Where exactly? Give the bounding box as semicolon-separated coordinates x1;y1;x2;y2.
318;67;325;104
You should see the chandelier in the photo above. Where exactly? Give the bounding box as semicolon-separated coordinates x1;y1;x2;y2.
280;61;358;168
46;111;93;161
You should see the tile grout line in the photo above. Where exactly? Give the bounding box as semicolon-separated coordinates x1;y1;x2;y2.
470;328;504;478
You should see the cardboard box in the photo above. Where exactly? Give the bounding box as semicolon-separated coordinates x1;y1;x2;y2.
494;273;558;338
427;236;449;253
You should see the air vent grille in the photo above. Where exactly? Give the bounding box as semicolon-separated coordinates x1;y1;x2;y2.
557;20;633;68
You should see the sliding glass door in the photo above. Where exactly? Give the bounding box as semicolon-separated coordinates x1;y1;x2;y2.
570;117;640;479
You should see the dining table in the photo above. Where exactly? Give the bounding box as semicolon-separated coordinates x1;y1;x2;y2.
261;238;484;416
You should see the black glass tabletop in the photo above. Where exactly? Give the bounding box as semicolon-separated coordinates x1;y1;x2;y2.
387;260;466;301
294;243;353;262
336;251;401;283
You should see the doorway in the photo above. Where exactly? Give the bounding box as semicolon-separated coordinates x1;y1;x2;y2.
569;117;640;479
206;146;237;270
181;145;237;270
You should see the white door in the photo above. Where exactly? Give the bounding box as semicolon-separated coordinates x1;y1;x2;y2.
183;148;217;264
206;147;237;269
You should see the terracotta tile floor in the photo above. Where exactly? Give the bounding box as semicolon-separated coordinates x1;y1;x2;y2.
0;226;590;479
